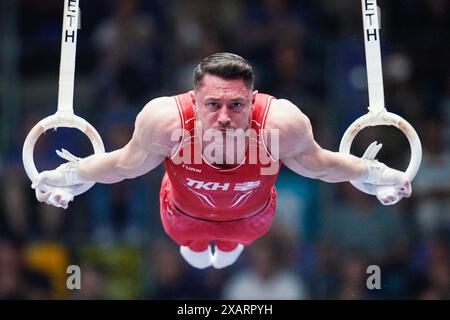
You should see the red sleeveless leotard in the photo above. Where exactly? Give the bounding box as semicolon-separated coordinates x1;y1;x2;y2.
159;92;280;248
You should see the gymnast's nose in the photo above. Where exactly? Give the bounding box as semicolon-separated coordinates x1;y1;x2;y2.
217;107;231;128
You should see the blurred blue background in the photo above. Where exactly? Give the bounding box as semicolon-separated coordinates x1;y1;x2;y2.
0;0;449;299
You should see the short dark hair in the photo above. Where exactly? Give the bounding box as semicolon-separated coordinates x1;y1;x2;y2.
194;52;254;89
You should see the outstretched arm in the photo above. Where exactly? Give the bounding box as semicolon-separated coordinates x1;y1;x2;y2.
77;97;179;183
266;99;411;203
32;96;181;205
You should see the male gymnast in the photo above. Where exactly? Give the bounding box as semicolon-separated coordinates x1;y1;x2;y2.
31;53;411;269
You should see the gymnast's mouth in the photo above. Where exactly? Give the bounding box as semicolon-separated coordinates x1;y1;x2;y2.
215;127;234;132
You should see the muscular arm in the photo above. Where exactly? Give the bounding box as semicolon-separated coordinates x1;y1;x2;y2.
31;96;181;208
266;99;368;183
78;96;180;184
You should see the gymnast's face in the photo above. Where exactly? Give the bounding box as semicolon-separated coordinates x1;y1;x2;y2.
191;74;256;134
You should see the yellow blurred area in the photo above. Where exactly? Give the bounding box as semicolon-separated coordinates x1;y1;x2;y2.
23;242;70;299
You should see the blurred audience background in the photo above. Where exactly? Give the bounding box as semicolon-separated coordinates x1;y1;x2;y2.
0;0;448;299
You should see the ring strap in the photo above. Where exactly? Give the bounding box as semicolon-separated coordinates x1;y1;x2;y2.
57;0;80;114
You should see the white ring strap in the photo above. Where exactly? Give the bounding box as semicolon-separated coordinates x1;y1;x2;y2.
57;0;80;113
362;0;385;115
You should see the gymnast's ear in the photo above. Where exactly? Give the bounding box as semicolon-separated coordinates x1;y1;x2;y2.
189;90;196;107
251;90;258;108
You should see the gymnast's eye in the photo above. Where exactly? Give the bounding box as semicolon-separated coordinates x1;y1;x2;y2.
229;102;244;112
206;102;221;111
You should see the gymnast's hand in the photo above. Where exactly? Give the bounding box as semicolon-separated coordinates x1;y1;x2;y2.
31;149;84;209
353;142;412;205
